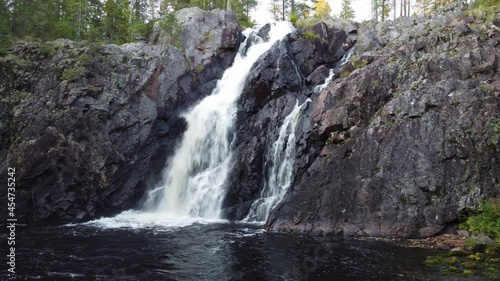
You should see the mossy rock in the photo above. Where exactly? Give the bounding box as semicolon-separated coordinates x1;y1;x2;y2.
424;256;444;265
468;253;485;261
448;266;459;272
486;247;500;256
450;249;471;256
463;269;474;276
445;256;459;265
488;267;499;273
461;261;477;269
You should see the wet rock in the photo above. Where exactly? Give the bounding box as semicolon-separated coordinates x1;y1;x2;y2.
149;8;242;77
457;230;470;238
227;2;500;239
0;8;240;223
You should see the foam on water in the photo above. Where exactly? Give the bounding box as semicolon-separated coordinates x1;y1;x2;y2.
81;210;228;230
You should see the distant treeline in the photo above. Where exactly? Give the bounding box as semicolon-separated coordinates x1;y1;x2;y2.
0;0;258;54
0;0;497;55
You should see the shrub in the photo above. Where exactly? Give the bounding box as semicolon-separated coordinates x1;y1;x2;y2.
159;12;182;49
0;34;11;56
461;198;500;243
465;0;500;24
301;31;320;40
289;13;299;26
489;116;500;146
239;18;255;29
62;67;85;81
295;18;320;29
39;44;56;58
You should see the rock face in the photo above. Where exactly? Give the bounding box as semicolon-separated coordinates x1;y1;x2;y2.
0;3;498;241
149;7;242;89
226;3;500;238
0;8;241;223
223;23;348;219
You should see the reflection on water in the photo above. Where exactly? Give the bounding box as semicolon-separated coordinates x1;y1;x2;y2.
2;223;441;281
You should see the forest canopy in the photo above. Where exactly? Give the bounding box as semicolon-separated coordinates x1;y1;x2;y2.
0;0;498;55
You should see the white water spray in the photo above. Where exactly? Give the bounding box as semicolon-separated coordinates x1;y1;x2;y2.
337;47;355;67
313;47;356;94
141;22;296;220
244;99;311;222
314;69;335;93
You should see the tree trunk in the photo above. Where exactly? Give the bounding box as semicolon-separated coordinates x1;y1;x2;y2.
381;0;385;21
282;0;285;21
394;0;396;20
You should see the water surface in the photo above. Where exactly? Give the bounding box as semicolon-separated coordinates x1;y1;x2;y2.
2;222;444;281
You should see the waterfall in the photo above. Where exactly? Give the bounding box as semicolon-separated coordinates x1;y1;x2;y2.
142;22;295;220
244;99;311;222
314;69;335;93
313;47;355;94
337;47;355;67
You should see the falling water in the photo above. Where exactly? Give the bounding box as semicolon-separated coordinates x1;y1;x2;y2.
244;99;311;222
337;46;355;67
313;47;356;94
314;69;335;93
142;22;295;220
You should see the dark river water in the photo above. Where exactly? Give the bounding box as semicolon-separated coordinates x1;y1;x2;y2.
1;218;450;281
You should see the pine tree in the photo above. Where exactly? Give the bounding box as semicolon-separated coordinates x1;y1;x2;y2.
340;0;354;20
0;0;11;55
104;0;131;44
270;0;284;21
372;0;378;21
379;0;390;21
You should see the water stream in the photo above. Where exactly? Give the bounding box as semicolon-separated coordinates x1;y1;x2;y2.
141;22;295;220
245;99;311;222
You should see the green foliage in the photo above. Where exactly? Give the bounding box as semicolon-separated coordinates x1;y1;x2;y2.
491;117;500;146
341;69;352;78
461;198;500;243
2;0;263;46
159;12;182;49
39;44;56;58
325;135;333;145
352;56;368;69
340;0;355;20
301;30;320;40
62;67;85;81
239;18;255;29
465;0;500;24
295;18;320;29
289;13;299;25
104;0;131;44
481;83;493;94
0;0;10;55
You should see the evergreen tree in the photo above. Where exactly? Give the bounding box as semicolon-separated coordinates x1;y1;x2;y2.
0;0;10;55
379;0;390;21
340;0;354;20
270;0;284;21
294;2;312;19
104;0;131;44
